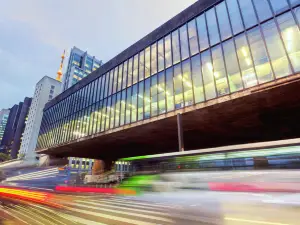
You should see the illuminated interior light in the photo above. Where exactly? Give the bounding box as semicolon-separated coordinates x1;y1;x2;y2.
214;72;219;78
242;47;248;57
207;63;213;72
246;58;252;66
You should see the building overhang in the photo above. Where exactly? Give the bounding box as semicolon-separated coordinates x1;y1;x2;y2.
36;74;300;160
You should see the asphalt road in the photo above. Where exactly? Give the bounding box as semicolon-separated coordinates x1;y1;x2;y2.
0;190;300;225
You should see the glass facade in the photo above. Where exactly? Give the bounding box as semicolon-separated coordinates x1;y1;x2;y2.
37;0;300;150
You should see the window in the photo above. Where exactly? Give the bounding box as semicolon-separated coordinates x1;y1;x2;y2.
165;67;175;112
151;43;157;75
290;0;300;6
196;14;209;51
277;11;300;72
133;54;139;84
138;81;144;120
188;19;199;56
179;24;189;60
173;64;184;109
223;39;243;92
117;65;123;92
182;59;194;106
150;75;158;116
145;47;151;78
120;90;126;126
125;87;132;124
261;19;292;78
164;35;172;68
226;0;244;35
157;72;166;114
191;55;205;103
269;0;289;14
113;67;118;94
201;50;216;100
110;95;116;128
172;30;181;64
122;61;128;89
114;93;121;127
253;0;273;22
239;0;258;29
139;51;145;81
206;8;220;46
144;78;151;119
131;84;138;122
127;57;133;87
158;39;164;72
247;27;273;84
212;45;229;96
235;33;257;88
216;2;232;41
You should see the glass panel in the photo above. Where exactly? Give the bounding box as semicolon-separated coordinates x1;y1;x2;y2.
196;14;209;51
179;24;189;60
122;61;128;89
144;78;151;119
191;55;205;103
212;45;230;96
157;72;166;114
253;0;273;22
113;67;118;94
188;19;199;56
133;54;139;84
117;65;123;92
131;84;138;122
150;75;158;116
100;99;106;132
201;50;217;100
158;39;164;72
105;97;111;130
114;93;121;127
235;33;257;88
108;70;114;96
269;0;289;14
173;64;184;109
278;11;300;72
139;50;145;81
223;39;243;92
182;59;194;106
239;0;258;29
164;34;172;68
216;2;232;41
120;90;126;126
110;95;116;128
127;57;133;87
100;74;106;100
206;8;220;46
151;43;157;75
172;30;181;64
138;82;144;120
125;87;132;124
247;27;273;84
96;101;102;133
290;0;300;6
262;19;292;78
145;47;151;78
226;0;244;35
166;67;175;112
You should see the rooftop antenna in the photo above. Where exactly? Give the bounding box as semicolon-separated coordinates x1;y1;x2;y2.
56;50;66;82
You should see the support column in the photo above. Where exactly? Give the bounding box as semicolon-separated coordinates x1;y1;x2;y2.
177;113;184;152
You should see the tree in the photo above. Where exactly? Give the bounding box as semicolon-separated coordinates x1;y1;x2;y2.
0;153;11;162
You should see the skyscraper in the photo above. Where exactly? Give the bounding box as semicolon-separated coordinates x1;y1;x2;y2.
0;109;10;144
19;76;61;160
0;97;32;159
62;46;102;91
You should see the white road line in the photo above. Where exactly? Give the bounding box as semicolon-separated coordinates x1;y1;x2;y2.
66;206;163;225
1;207;29;225
27;205;67;225
8;207;44;225
76;200;170;216
66;202;174;223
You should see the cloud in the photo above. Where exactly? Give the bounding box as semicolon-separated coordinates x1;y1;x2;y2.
0;0;197;109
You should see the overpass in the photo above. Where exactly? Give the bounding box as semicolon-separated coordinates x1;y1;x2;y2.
36;0;300;160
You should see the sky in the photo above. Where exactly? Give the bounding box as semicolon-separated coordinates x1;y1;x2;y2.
0;0;197;109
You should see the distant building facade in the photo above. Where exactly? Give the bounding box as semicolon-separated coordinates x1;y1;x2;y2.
0;97;32;159
19;76;61;160
62;46;102;91
0;109;10;144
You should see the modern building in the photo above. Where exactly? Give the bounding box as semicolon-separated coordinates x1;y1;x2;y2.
37;0;300;161
0;109;10;144
1;97;32;159
19;76;61;160
62;46;102;91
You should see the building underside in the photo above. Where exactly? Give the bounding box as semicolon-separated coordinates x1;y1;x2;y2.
36;75;300;160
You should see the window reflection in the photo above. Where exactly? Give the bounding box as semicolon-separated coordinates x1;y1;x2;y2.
182;59;194;106
145;47;151;78
117;65;123;92
122;61;128;90
114;93;121;127
212;45;229;96
216;2;232;41
127;58;133;87
151;43;157;75
158;39;164;72
226;0;244;35
261;20;292;78
158;72;166;114
235;33;257;88
179;24;189;60
120;90;126;126
277;12;300;72
138;82;144;120
201;50;216;100
133;54;139;84
191;55;205;103
144;78;151;119
253;0;273;22
173;64;184;109
206;8;220;46
151;75;158;116
188;20;199;56
164;34;172;68
239;0;257;29
166;67;175;111
172;30;181;64
196;14;209;51
247;27;273;84
139;51;145;81
269;0;289;14
131;84;138;122
125;87;132;124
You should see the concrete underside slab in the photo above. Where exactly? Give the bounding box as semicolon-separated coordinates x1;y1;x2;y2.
37;75;300;160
